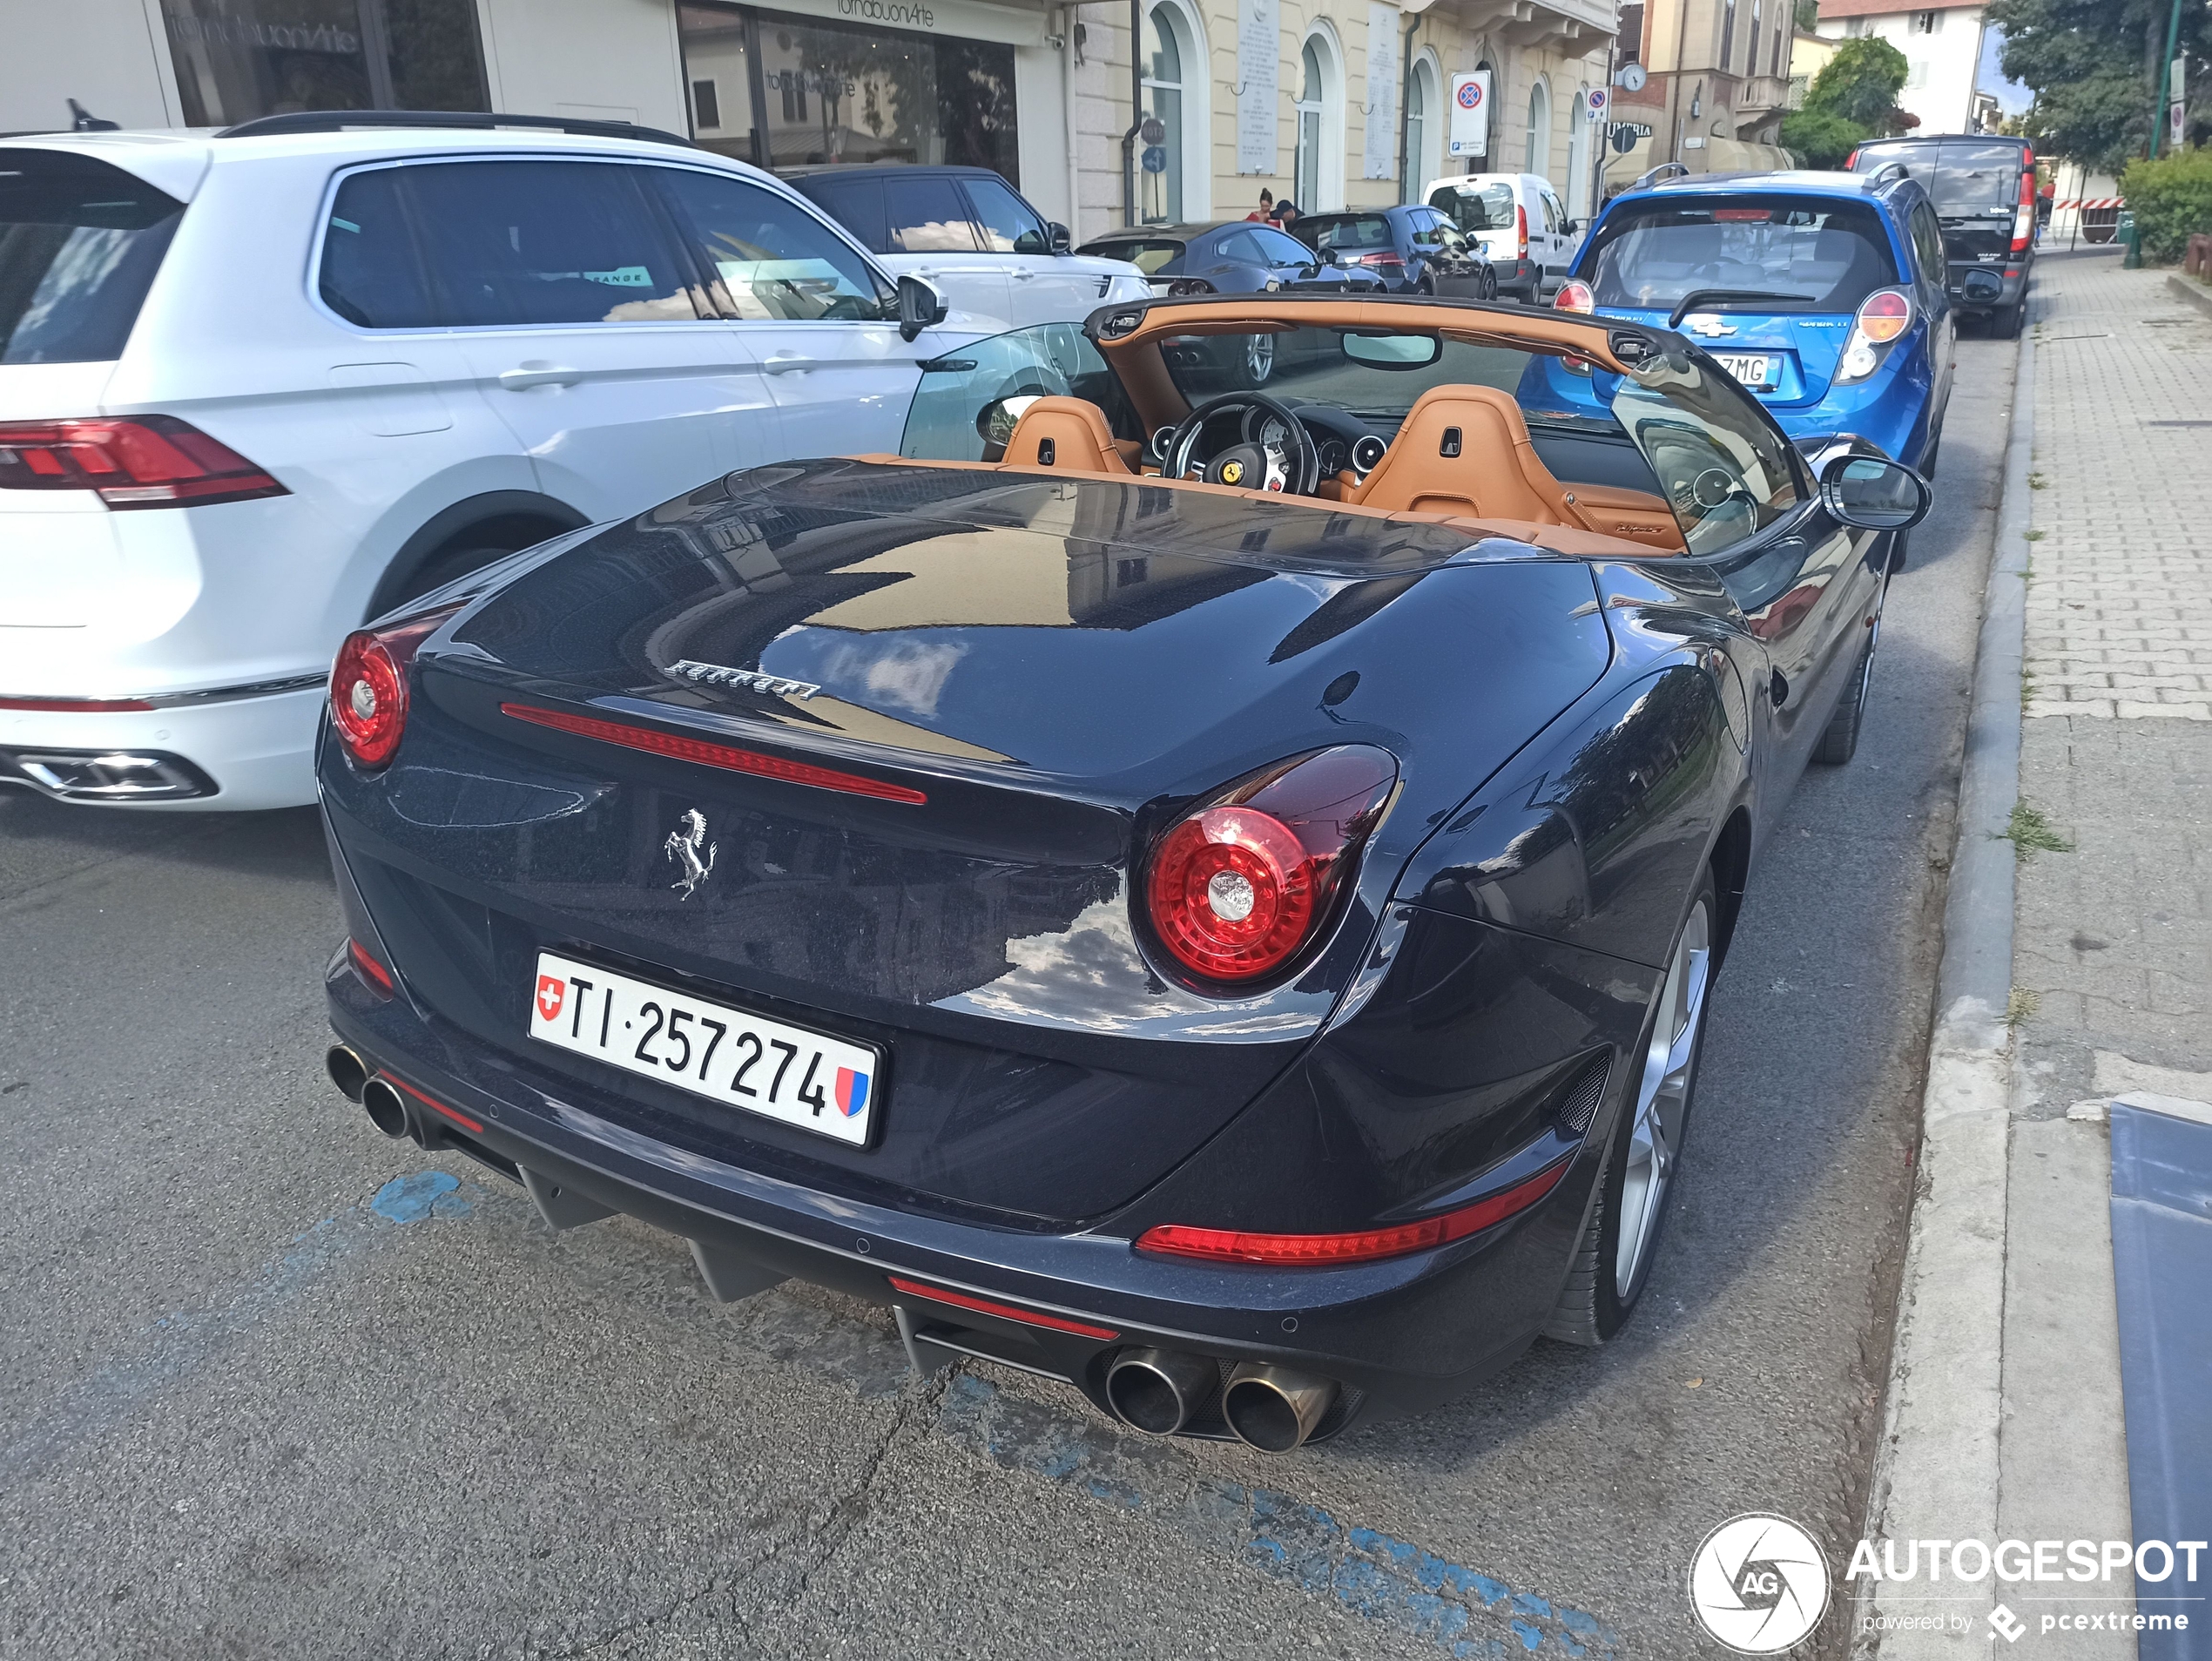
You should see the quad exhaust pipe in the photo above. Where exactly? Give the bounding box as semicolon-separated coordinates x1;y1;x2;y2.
1106;1347;1340;1451
1222;1362;1339;1454
329;1045;422;1144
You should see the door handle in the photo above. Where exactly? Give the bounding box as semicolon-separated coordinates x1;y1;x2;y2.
763;353;815;375
497;365;582;390
1011;268;1037;280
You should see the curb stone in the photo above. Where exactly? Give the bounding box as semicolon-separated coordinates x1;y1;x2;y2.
2164;272;2212;321
1850;305;2037;1658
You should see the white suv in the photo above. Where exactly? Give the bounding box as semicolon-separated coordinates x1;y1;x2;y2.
1420;173;1585;303
0;115;985;810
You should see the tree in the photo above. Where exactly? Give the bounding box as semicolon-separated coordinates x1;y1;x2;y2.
1780;107;1871;166
1802;37;1913;130
1984;0;2210;170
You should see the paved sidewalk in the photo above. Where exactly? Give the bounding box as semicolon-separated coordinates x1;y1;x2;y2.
1860;250;2212;1658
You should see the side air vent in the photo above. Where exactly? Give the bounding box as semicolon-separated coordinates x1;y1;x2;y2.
1555;1054;1611;1135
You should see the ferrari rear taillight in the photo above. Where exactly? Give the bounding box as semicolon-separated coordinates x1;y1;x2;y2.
1136;1158;1572;1266
1143;746;1397;985
1838;287;1914;383
1516;204;1529;260
0;415;286;509
328;604;462;769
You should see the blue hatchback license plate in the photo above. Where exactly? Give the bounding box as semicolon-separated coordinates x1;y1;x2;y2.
1711;353;1776;389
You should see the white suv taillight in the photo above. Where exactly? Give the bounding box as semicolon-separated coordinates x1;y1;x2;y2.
0;415;287;509
1838;288;1915;383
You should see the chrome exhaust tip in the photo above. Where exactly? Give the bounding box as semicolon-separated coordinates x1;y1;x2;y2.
1222;1362;1339;1454
360;1076;413;1140
326;1044;369;1104
1105;1347;1218;1436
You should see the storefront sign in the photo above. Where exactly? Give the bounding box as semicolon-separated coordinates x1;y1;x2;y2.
761;0;1045;48
1237;0;1280;174
1447;71;1489;159
1364;3;1399;179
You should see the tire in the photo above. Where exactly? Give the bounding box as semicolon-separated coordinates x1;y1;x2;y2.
390;542;527;611
1481;268;1498;301
1811;626;1878;766
1993;299;2024;340
1547;868;1719;1346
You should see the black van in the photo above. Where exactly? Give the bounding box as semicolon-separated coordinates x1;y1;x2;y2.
1849;136;2035;336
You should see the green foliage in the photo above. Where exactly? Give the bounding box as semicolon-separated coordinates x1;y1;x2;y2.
2120;149;2212;263
1985;0;2209;171
2003;801;2074;858
1780;108;1869;167
1802;37;1912;131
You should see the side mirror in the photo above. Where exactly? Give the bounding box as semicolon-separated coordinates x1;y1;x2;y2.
1959;268;2003;302
1318;246;1341;266
1049;221;1073;254
896;273;948;342
1563;219;1583;235
1818;453;1931;530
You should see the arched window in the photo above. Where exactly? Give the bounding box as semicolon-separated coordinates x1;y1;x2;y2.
1292;27;1344;210
1566;84;1591;219
1142;4;1184;223
1748;0;1762;80
1526;77;1551;176
1404;54;1441;199
1294;39;1324;210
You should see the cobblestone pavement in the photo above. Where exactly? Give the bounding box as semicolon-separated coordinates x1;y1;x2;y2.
2014;249;2212;1111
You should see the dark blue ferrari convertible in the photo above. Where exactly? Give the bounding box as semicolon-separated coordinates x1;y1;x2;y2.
317;294;1926;1452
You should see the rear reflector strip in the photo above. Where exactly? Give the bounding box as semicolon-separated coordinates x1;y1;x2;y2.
347;936;395;996
887;1274;1121;1340
1136;1158;1573;1266
0;696;157;712
389;1075;484;1135
499;703;928;806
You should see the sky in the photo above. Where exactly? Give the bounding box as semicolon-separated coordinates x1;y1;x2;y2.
1976;24;2034;114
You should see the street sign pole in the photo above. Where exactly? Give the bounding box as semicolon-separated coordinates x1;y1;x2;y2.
2148;0;2185;158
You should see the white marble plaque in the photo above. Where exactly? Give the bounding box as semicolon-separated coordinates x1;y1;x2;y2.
1236;0;1280;175
1365;3;1399;179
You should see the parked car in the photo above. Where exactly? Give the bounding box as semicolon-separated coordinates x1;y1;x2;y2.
1288;204;1497;297
1074;221;1385;297
1526;165;1954;493
0;113;984;810
1847;135;2036;337
1421;172;1581;301
317;288;1928;1452
785;164;1150;329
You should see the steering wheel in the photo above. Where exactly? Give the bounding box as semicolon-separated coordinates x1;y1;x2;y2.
1163;392;1323;496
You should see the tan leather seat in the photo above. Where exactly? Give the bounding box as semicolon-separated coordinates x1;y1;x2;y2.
1349;386;1594;529
1002;396;1132;474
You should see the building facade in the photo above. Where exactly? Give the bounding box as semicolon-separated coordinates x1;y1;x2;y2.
1814;0;1989;136
1602;0;1795;186
4;0;1618;242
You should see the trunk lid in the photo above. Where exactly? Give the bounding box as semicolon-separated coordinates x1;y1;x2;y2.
332;463;1614;1225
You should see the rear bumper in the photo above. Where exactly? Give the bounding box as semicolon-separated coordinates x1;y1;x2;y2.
0;684;324;809
324;955;1595;1435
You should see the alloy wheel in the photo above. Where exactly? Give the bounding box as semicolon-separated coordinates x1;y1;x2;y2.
1246;334;1276;383
1614;899;1712;1296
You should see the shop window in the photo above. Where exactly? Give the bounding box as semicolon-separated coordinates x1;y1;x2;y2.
161;0;487;125
1292;33;1342;212
676;3;1017;182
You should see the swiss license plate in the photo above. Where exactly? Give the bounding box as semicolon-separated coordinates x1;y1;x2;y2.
529;951;881;1146
1712;353;1775;389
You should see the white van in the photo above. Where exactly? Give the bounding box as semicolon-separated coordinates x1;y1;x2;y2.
1420;173;1584;303
0;116;983;810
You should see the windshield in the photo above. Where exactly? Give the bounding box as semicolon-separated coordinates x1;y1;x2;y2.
0;149;184;364
1089;240;1184;274
1855;142;2025;214
901;322;1142;461
1586;196;1898;312
1429;183;1514;234
1302;215;1395;253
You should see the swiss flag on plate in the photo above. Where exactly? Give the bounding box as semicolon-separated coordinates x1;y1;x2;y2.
536;974;565;1023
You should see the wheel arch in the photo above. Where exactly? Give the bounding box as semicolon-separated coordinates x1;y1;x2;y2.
1706;804;1752;963
367;490;590;621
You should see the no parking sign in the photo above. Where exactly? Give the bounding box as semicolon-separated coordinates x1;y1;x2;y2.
1448;71;1491;157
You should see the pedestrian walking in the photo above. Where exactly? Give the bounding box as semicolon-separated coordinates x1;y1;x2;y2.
1245;188;1274;222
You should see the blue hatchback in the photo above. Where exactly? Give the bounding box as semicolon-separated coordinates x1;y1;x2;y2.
1523;165;1953;473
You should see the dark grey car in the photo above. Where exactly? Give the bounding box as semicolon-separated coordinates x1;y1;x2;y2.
1074;220;1384;297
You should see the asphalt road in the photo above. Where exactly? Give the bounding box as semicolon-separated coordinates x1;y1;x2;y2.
0;331;2017;1661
